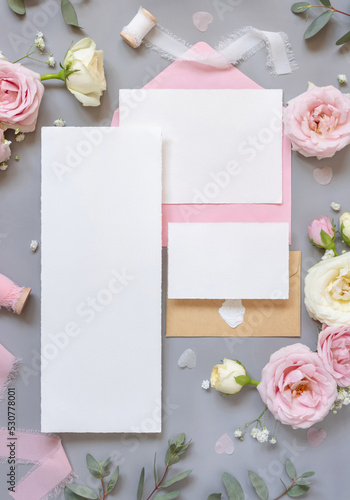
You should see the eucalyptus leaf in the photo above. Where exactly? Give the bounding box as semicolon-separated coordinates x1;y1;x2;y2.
248;471;269;500
65;484;98;500
168;436;175;446
137;468;145;500
61;0;80;27
291;2;310;13
296;479;312;486
101;470;111;478
207;495;222;500
287;484;310;497
102;457;111;469
285;459;297;480
176;433;186;446
107;466;119;494
168;455;180;466
319;0;331;6
86;454;100;477
304;10;333;39
6;0;26;15
301;472;315;478
161;470;192;488
222;472;245;500
154;491;180;499
154;453;158;484
64;488;82;500
336;30;350;45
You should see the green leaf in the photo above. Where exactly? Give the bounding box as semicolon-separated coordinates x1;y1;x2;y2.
165;444;176;465
285;459;297;480
296;479;312;486
168;436;175;446
154;453;158;484
154;492;180;499
320;229;334;249
64;488;83;500
235;375;250;386
291;2;310;13
301;472;315;478
304;10;333;39
137;468;145;500
168;455;180;466
65;484;98;499
107;466;119;494
6;0;26;14
102;457;111;469
336;30;350;45
222;473;245;500
248;471;269;500
208;495;222;500
161;470;192;488
61;0;80;27
86;454;100;478
287;484;310;497
319;0;331;6
176;433;186;446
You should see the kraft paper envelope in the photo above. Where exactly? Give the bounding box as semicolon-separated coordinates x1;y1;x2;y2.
166;251;300;338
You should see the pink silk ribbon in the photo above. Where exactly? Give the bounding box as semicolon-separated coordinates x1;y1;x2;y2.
0;344;74;500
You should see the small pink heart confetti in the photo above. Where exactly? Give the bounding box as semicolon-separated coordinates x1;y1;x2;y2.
307;427;327;447
313;166;333;186
192;12;213;33
215;433;235;455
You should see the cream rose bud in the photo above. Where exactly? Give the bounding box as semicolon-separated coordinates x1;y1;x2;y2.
340;213;350;246
64;38;107;107
210;358;246;395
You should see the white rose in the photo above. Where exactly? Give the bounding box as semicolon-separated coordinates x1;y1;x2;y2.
340;212;350;244
64;38;106;107
210;358;246;395
305;252;350;326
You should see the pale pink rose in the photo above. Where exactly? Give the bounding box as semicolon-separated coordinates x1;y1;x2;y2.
0;60;45;133
0;129;11;163
284;85;350;159
307;216;334;247
257;343;337;429
318;324;350;387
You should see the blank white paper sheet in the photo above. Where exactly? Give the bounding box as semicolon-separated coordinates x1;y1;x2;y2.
168;223;289;299
119;89;283;204
41;127;162;433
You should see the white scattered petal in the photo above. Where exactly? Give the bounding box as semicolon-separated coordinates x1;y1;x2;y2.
47;56;55;67
331;202;341;212
15;133;25;143
0;51;8;61
30;240;39;252
321;249;335;261
338;74;348;85
54;118;66;127
201;379;210;390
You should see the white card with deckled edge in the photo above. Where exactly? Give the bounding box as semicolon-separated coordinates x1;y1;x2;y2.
119;89;283;204
168;222;289;299
41;127;162;433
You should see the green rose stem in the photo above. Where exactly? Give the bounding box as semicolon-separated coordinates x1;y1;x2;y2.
41;68;76;82
301;5;350;16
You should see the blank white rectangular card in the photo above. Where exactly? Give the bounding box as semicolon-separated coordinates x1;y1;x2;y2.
119;89;283;204
41;127;162;433
168;223;289;299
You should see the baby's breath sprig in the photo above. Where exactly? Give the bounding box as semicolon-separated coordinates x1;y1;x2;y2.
233;406;278;444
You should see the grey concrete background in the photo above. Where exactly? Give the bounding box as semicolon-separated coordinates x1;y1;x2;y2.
1;0;350;498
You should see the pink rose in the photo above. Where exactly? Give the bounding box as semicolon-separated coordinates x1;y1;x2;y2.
318;324;350;387
284;85;350;159
0;129;11;163
307;216;335;248
257;343;337;429
0;60;45;133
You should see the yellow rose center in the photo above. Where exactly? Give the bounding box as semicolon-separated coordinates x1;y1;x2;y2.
328;269;350;301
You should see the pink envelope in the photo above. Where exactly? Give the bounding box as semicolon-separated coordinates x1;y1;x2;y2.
112;42;291;247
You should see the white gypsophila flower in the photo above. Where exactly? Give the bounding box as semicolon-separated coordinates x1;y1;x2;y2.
331;202;341;212
338;74;348;85
321;249;335;261
256;427;269;443
30;240;39;252
47;55;55;68
15;133;25;143
269;437;277;444
201;379;210;390
0;51;8;61
234;429;243;438
54;118;66;127
0;162;8;171
35;32;45;51
250;427;260;439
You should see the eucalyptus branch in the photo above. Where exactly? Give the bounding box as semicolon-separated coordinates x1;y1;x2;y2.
291;1;350;44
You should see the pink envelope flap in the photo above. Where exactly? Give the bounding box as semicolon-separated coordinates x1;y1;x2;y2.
112;42;291;247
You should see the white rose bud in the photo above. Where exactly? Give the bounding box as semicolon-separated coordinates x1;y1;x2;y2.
210;358;247;395
63;38;107;107
340;212;350;246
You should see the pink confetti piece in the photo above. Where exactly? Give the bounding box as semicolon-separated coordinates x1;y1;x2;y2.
313;166;333;186
215;433;235;455
192;12;213;32
307;427;327;447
